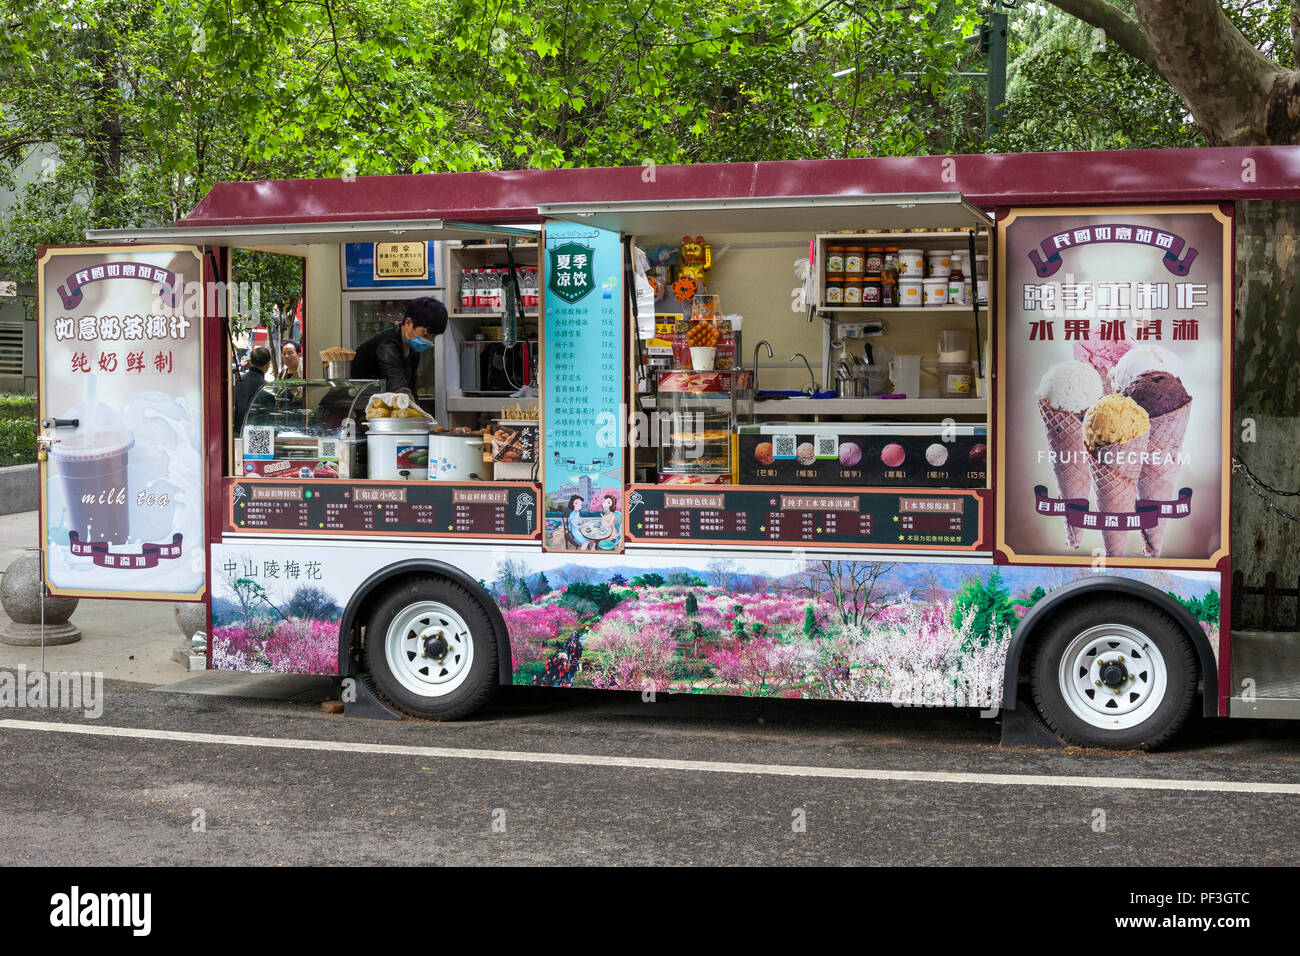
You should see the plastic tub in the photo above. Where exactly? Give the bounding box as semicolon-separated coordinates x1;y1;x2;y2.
923;277;949;306
927;250;953;278
938;362;975;398
899;277;924;307
898;249;925;278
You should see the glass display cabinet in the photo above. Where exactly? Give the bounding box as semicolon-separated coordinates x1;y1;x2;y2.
238;378;382;479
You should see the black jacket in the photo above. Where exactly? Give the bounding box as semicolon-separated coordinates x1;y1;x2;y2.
352;324;419;394
233;366;266;433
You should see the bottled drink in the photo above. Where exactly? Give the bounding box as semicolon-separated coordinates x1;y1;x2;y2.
948;255;966;306
460;268;476;314
881;254;899;307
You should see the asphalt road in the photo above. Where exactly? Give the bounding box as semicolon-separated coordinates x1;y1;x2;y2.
1;674;1298;866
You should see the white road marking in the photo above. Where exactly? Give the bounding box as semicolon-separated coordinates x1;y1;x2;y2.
2;718;1297;794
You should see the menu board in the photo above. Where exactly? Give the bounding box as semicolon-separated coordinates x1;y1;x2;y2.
541;222;625;553
624;485;986;550
225;479;540;539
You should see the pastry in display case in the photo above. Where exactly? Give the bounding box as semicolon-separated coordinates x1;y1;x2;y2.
238;379;382;478
656;369;752;484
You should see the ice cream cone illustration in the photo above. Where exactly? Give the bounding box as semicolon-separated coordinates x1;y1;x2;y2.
1083;394;1151;557
1036;361;1102;548
1121;370;1191;557
1073;338;1134;395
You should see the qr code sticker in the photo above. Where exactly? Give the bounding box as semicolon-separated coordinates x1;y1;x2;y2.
317;437;340;461
243;426;274;460
814;434;838;459
772;434;796;460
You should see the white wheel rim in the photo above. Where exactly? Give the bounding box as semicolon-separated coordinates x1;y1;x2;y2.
384;601;474;698
1057;623;1167;731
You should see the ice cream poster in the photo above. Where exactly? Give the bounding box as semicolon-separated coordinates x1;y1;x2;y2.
996;207;1231;566
37;246;207;599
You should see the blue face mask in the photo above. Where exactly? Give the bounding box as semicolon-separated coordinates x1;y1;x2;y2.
408;335;433;353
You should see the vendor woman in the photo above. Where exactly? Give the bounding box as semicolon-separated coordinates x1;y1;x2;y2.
351;296;447;398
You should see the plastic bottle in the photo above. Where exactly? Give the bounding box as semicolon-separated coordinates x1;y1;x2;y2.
460;268;476;314
881;253;898;307
948;255;966;306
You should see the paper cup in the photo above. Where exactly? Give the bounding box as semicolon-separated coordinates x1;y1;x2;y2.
689;347;716;371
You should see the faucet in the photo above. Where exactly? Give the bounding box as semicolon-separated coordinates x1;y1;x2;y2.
749;339;774;423
790;352;818;396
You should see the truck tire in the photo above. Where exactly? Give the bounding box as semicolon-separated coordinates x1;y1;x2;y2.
364;575;498;720
1030;597;1197;749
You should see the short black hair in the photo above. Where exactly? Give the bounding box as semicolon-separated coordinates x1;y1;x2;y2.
281;340;299;353
249;346;272;369
404;296;448;337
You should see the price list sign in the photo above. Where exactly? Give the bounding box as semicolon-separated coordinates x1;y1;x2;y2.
625;486;986;550
541;222;625;553
226;479;540;540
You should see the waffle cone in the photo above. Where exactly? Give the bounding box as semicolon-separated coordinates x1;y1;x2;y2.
1138;400;1191;557
1037;398;1090;549
1087;431;1149;556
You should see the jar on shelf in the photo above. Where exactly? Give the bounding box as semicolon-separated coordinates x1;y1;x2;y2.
842;276;864;306
864;246;886;275
826;244;846;276
862;276;882;307
844;245;866;276
824;274;844;306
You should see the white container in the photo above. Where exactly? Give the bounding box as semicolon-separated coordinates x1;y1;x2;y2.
927;250;953;278
366;417;430;480
690;346;716;370
977;277;990;306
898;277;924;307
898;249;925;278
938;330;970;363
923;277;948;306
887;355;922;399
427;433;486;481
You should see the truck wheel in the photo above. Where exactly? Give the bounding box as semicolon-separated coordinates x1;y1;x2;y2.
1030;597;1197;750
365;576;498;720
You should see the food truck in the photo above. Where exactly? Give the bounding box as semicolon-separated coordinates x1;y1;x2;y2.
34;146;1300;748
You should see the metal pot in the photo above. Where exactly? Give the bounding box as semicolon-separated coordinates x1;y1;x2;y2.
325;360;352;379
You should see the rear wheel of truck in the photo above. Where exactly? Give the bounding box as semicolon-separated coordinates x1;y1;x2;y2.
1030;597;1197;750
365;576;498;720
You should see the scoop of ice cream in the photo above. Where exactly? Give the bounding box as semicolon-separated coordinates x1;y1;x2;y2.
754;442;774;465
1109;344;1183;393
1083;394;1150;450
1121;370;1190;418
925;443;949;467
1037;360;1103;414
1074;338;1134;382
796;442;816;466
881;443;906;468
838;442;862;467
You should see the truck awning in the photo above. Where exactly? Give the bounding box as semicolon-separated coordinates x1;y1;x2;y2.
536;192;992;236
84;219;539;246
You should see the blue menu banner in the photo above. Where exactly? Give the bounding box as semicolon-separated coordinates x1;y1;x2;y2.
542;224;624;553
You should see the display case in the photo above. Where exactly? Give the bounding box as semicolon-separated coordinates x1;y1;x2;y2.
238;378;382;479
655;369;753;484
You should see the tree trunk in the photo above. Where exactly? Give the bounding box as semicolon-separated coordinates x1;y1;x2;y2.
1231;199;1300;625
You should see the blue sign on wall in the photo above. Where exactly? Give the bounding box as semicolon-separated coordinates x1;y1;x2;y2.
542;223;624;553
342;242;439;289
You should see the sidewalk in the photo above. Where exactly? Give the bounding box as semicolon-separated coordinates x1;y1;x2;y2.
0;511;189;683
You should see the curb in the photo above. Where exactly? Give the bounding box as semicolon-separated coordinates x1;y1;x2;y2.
0;464;37;516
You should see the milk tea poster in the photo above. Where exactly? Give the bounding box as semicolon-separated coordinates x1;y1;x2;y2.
996;207;1231;567
37;246;206;599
